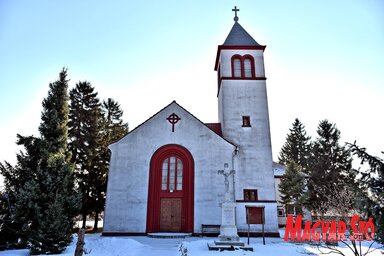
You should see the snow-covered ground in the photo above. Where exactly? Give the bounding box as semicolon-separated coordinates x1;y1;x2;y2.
1;232;383;256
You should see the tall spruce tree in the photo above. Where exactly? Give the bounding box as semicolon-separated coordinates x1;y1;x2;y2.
278;118;310;215
278;161;305;215
347;142;384;243
278;118;311;171
90;98;128;230
1;68;80;254
306;119;353;215
69;81;103;228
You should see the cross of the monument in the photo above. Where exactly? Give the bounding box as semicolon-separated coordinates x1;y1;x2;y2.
232;6;240;22
218;163;235;202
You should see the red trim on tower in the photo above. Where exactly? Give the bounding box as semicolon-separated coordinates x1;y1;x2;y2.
146;144;194;233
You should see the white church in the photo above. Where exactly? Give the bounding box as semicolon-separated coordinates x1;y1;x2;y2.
103;9;280;237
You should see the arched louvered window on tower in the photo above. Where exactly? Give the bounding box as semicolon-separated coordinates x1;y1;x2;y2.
233;57;242;78
231;55;255;78
244;58;252;78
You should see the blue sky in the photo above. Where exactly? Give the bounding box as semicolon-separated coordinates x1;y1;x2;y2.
0;1;383;174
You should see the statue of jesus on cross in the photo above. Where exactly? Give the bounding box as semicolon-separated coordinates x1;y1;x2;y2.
218;163;235;202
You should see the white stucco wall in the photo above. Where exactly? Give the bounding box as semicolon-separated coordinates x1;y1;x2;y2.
103;102;236;233
216;48;279;233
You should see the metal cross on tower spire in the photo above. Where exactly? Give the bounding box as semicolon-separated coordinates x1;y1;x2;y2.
232;6;240;22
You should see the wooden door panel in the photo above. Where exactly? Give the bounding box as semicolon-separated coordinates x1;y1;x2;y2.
160;198;182;232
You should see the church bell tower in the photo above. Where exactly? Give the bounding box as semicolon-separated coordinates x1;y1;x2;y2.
214;7;278;232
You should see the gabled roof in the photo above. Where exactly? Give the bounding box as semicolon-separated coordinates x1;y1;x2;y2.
110;101;235;148
223;22;260;46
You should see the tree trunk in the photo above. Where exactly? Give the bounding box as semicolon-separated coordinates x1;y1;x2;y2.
82;213;87;229
93;211;99;231
74;228;85;256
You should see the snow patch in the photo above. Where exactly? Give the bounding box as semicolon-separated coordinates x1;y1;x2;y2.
0;233;383;256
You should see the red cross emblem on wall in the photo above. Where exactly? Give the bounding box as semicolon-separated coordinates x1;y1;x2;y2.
166;113;181;132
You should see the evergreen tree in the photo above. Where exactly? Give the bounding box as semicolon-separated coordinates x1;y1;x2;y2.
39;69;70;152
102;98;128;144
278;118;311;172
347;142;384;243
305;120;353;215
69;90;129;230
68;81;103;228
278;161;305;215
90;98;128;230
278;118;310;215
0;135;46;247
0;190;19;248
1;68;80;254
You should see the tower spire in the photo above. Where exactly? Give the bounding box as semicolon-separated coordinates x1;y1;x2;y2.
232;6;240;22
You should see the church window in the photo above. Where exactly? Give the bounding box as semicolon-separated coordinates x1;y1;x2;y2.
243;189;258;201
161;156;183;191
231;54;255;78
242;116;251;127
233;58;242;77
244;58;252;78
161;158;169;190
169;157;176;190
177;159;183;190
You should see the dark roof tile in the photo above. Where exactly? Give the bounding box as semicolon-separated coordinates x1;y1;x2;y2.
223;22;260;46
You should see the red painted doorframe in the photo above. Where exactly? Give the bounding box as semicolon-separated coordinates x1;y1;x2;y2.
146;144;194;233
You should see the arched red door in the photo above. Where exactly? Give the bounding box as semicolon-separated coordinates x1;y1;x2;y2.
146;144;194;233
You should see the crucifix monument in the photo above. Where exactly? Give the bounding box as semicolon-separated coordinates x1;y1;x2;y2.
216;163;242;244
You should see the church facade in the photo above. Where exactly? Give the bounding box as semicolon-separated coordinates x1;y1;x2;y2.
103;14;279;236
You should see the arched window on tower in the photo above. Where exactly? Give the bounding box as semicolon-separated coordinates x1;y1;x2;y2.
233;57;242;78
244;57;252;78
231;54;255;78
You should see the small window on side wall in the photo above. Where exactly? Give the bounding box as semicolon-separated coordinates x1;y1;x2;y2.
243;189;258;201
278;208;285;217
242;116;251;127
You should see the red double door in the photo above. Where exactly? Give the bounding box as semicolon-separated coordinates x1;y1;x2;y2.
146;145;194;233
